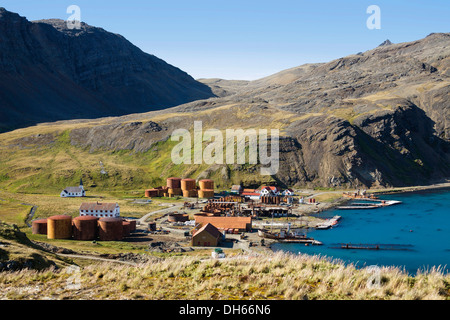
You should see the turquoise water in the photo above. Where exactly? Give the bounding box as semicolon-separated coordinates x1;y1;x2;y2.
271;189;450;274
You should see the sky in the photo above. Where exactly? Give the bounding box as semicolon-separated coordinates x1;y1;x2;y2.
1;0;449;80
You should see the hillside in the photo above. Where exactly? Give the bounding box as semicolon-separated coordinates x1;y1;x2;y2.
0;250;449;300
0;8;215;133
0;221;70;271
0;33;449;191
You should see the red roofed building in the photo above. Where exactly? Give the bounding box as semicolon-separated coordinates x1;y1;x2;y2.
260;186;280;196
241;188;261;200
194;214;252;232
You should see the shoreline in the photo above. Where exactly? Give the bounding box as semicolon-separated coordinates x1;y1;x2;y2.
265;183;450;275
368;181;450;195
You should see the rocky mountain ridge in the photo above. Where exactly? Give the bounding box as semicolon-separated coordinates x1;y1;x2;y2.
0;10;449;188
0;8;214;133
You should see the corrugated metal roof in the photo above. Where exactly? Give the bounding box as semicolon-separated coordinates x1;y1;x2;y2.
194;216;252;230
242;192;260;196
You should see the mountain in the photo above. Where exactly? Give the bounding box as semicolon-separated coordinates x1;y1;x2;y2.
0;31;449;190
0;8;215;133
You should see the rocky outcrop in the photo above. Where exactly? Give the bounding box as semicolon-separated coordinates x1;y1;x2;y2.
0;8;215;133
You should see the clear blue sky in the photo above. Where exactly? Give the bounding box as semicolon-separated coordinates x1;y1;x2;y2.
2;0;449;80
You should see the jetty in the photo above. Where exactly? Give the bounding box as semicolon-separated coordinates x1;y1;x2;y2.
315;215;341;230
330;243;414;251
337;199;402;210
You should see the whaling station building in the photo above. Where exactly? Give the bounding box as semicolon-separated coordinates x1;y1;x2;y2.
79;202;120;218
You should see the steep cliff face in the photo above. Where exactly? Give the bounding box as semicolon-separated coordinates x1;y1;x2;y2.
0;8;214;133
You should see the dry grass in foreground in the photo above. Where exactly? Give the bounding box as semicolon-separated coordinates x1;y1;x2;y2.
1;252;449;300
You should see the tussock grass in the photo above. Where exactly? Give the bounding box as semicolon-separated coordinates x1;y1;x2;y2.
0;251;449;300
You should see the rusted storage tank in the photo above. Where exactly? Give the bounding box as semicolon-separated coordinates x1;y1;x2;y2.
72;216;98;241
128;220;136;232
181;178;196;191
47;215;72;239
122;220;131;237
32;219;48;235
183;189;198;197
167;177;182;189
198;189;215;199
168;187;182;196
168;213;189;223
159;187;169;196
199;179;214;190
148;222;156;231
98;217;123;241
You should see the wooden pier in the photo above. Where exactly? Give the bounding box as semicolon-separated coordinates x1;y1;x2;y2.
315;216;341;230
337;200;402;210
329;243;414;251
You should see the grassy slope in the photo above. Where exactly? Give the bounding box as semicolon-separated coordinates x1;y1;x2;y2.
0;104;293;195
0;222;72;270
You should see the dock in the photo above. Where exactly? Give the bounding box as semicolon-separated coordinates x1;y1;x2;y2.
315;215;341;230
329;243;414;251
337;200;402;210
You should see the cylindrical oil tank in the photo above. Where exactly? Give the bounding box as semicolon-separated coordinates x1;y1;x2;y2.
156;188;163;197
198;189;215;199
182;190;190;198
122;221;131;237
72;216;98;241
98;217;123;241
47;215;72;239
181;178;196;191
145;189;159;198
199;179;214;190
168;187;182;196
168;213;189;223
182;189;198;197
32;219;48;235
167;177;181;189
128;220;136;232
